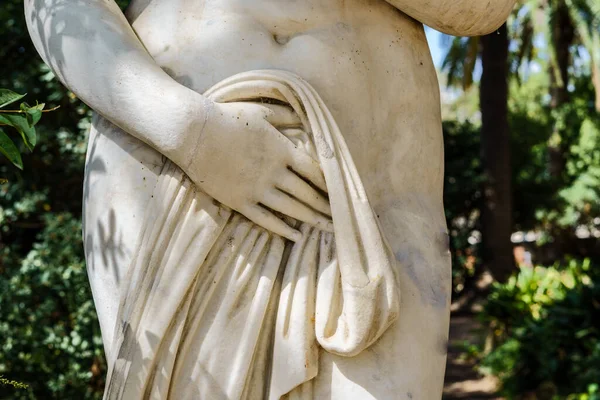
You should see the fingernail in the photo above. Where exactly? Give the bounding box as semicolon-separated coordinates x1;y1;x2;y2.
292;231;303;242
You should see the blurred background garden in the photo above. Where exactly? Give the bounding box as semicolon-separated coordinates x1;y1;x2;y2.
1;0;600;399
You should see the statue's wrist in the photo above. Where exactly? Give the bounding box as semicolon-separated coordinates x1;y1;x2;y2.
177;94;216;182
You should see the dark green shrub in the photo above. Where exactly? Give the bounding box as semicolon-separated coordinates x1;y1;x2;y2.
478;259;600;398
0;213;105;399
443;120;484;294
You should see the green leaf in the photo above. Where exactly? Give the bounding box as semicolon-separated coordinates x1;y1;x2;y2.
0;89;26;109
0;128;23;169
0;113;37;149
27;103;45;126
20;102;45;126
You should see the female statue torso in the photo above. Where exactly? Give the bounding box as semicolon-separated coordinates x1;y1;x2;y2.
25;0;515;397
84;1;450;398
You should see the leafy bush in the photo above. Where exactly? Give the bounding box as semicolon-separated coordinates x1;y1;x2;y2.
443;120;484;294
0;89;55;172
0;213;105;399
478;259;600;399
566;384;600;400
0;2;129;398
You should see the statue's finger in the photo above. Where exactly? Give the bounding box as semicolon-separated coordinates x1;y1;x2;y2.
262;189;333;232
243;204;302;242
258;103;302;128
287;151;328;193
277;170;331;216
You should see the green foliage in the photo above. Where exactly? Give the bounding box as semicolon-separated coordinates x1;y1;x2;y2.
442;73;558;292
0;129;22;172
478;259;600;398
443;120;484;293
0;213;105;400
0;0;138;396
0;89;49;170
508;73;556;230
0;1;101;398
441;0;600;239
566;384;600;400
559;117;600;226
441;36;479;90
0;376;28;390
440;0;600;397
444;67;600;265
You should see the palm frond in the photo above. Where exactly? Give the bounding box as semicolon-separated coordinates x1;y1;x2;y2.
441;36;478;90
566;0;600;110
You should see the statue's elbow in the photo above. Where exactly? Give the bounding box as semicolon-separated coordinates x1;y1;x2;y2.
429;2;516;37
448;19;506;37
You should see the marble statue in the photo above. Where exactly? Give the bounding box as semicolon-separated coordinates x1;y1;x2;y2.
25;0;516;399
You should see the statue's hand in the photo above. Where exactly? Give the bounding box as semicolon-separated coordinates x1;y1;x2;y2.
185;101;332;241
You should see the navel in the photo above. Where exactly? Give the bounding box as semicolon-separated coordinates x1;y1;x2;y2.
273;33;291;45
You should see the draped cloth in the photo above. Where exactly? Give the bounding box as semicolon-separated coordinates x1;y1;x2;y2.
102;70;400;400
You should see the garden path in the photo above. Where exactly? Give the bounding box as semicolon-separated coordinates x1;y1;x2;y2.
443;313;503;400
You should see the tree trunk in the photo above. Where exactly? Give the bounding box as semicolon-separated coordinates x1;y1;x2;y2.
548;0;575;181
479;23;514;282
547;1;575;257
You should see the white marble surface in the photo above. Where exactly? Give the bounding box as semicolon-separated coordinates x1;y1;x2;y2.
25;0;516;398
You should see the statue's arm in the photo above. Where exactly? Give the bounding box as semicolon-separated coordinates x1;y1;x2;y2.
24;0;332;241
385;0;517;36
24;0;206;165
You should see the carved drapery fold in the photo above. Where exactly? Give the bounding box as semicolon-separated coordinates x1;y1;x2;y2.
103;70;400;400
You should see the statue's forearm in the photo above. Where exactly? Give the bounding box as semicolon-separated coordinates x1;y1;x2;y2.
387;0;517;36
24;0;206;165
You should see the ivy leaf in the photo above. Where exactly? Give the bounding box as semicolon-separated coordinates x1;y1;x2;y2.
0;89;26;109
0;113;36;150
0;128;23;169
